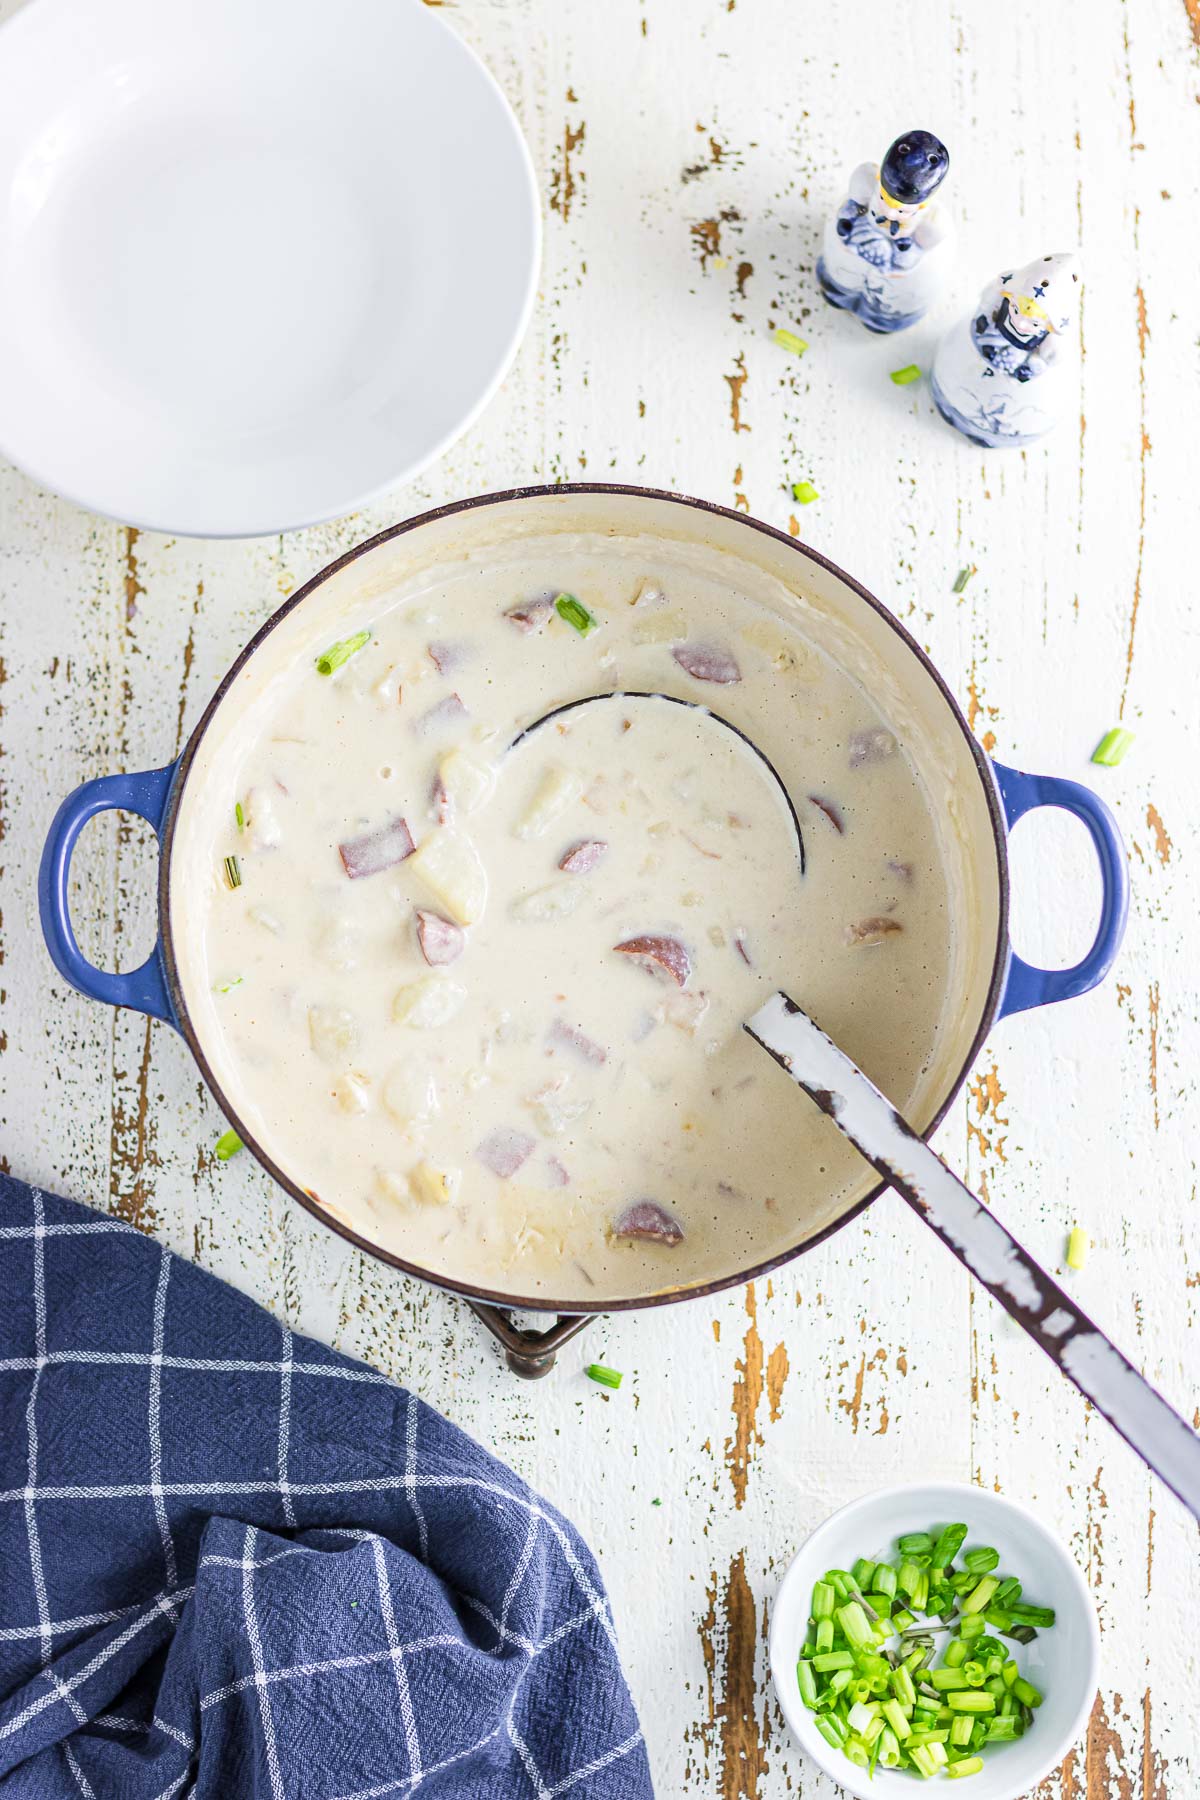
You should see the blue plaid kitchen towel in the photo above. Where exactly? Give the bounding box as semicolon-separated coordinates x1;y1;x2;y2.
0;1176;652;1799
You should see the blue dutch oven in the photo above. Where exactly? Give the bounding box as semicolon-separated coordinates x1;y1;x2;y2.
37;487;1128;1372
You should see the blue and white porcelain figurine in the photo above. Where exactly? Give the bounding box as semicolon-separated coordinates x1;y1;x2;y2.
931;253;1081;447
816;130;953;333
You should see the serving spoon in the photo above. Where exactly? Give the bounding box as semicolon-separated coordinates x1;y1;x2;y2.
746;991;1200;1522
518;689;1200;1514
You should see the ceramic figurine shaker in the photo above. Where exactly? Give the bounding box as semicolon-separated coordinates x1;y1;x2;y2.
817;130;953;333
930;253;1081;447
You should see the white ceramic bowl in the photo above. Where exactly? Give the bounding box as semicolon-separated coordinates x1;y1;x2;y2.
0;0;540;536
769;1482;1099;1800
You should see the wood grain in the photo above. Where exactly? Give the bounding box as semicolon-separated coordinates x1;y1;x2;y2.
1;0;1198;1792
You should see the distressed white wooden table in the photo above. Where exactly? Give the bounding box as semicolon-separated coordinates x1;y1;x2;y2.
2;0;1197;1793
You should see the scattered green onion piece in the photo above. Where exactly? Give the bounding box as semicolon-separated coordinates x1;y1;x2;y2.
951;565;976;594
1011;1677;1044;1707
963;1546;1000;1576
651;1497;662;1506
554;593;598;636
958;1612;985;1641
852;1557;877;1589
815;1617;834;1654
797;1659;819;1708
235;801;244;831
944;1638;968;1669
890;1665;916;1710
315;630;371;676
963;1661;986;1688
1067;1226;1089;1270
984;1605;1013;1632
214;976;243;994
848;1680;873;1705
774;327;809;356
993;1577;1022;1607
890;364;922;386
946;1757;985;1779
950;1714;975;1749
585;1363;623;1390
215;1129;243;1161
1008;1624;1038;1645
1092;726;1135;767
791;480;819;506
878;1727;902;1769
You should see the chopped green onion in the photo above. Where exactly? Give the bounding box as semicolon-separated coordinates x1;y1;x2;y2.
585;1363;622;1389
873;1564;898;1602
960;1575;999;1616
898;1532;934;1556
798;1517;1054;1782
952;564;977;594
1092;726;1135;767
791;480;819;505
316;630;371;676
1067;1226;1089;1270
214;976;243;994
222;855;242;890
931;1521;968;1566
235;801;244;831
836;1601;874;1652
890;364;922;386
774;327;809;356
651;1497;662;1506
1008;1602;1055;1629
554;593;598;636
215;1129;243;1161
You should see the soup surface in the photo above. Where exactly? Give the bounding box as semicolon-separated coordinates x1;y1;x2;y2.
195;543;958;1300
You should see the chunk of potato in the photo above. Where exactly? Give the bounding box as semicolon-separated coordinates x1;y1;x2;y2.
515;765;582;839
308;1005;359;1066
437;746;496;816
392;976;467;1028
408;1160;460;1208
382;1061;439;1126
409;829;488;925
632;608;687;646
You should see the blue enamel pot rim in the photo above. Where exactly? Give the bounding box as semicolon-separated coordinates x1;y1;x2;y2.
53;483;1126;1316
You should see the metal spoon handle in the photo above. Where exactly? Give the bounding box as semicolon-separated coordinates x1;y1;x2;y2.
746;991;1200;1522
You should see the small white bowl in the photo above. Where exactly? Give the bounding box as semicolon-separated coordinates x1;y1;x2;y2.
0;0;540;536
770;1483;1099;1800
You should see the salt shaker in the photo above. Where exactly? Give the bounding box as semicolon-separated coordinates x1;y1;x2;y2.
816;130;953;333
930;253;1081;447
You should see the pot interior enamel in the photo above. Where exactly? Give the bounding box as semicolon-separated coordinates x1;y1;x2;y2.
164;487;1005;1312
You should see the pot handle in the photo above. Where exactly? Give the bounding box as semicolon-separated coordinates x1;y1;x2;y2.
993;760;1129;1020
38;764;178;1025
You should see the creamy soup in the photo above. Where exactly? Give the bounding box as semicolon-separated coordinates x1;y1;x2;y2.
193;543;958;1300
